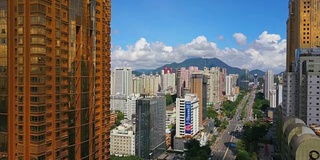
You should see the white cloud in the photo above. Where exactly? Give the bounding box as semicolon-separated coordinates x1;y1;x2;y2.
111;31;286;73
233;33;247;45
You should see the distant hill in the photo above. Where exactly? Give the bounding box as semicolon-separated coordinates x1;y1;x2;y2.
249;69;265;76
133;57;265;77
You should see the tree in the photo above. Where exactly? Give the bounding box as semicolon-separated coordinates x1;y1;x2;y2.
207;107;218;119
242;121;269;152
236;150;250;160
185;139;211;160
235;140;245;152
214;118;221;127
251;152;258;160
115;111;125;126
165;94;173;106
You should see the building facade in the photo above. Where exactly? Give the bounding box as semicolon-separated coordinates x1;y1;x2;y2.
279;116;320;160
253;74;258;86
110;122;135;157
264;70;274;100
0;0;111;159
176;66;198;98
282;48;320;126
204;67;223;104
270;89;277;108
286;0;320;72
282;72;297;117
112;67;132;96
135;95;166;159
161;67;176;94
276;83;283;106
190;72;207;126
175;94;200;137
110;94;140;120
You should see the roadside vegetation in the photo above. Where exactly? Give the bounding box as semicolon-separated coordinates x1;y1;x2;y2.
240;95;250;120
222;91;247;118
235;121;269;160
252;92;269;119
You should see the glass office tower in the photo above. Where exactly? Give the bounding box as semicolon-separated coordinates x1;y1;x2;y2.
0;0;111;159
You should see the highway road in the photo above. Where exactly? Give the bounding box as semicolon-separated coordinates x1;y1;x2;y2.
211;90;256;160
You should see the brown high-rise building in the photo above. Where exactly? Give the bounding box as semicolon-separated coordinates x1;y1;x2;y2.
190;72;207;126
287;0;320;71
0;0;111;160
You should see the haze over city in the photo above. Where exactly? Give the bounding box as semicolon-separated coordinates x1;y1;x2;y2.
111;0;287;73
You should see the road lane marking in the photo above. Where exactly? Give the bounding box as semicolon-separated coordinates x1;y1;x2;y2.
222;125;237;160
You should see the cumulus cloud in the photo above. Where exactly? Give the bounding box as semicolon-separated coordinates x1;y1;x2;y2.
111;31;286;73
233;33;247;45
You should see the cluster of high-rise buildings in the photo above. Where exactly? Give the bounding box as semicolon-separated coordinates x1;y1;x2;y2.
276;0;320;159
109;66;244;157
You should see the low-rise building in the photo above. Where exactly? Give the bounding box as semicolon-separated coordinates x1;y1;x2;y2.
110;121;135;157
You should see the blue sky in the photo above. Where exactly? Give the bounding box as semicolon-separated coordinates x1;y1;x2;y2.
111;0;288;72
112;0;287;48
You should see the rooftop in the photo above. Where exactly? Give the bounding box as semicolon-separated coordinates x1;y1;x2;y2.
111;120;135;135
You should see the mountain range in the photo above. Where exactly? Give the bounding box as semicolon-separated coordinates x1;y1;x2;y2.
133;57;265;77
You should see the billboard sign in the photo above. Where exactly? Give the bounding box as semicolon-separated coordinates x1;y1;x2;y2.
185;101;192;135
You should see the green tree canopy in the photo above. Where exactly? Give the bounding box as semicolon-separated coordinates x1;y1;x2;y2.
214;118;221;127
165;94;173;106
207;107;218;119
185;139;211;160
236;150;250;160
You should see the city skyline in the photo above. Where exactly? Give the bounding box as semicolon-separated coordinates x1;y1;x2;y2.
111;0;287;73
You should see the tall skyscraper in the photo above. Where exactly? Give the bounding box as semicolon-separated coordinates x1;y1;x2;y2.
282;48;320;125
175;94;200;138
135;94;166;159
239;68;249;91
225;75;232;96
112;67;132;96
176;67;199;98
286;0;320;71
264;70;274;100
0;1;111;159
205;67;221;104
253;74;258;86
161;67;176;94
190;72;207;126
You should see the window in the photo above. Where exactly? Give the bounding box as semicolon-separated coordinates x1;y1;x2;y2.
30;87;38;92
1;38;6;44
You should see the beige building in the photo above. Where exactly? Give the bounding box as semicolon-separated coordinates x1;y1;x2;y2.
132;73;161;96
280;116;320;160
204;67;221;104
110;122;135;157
